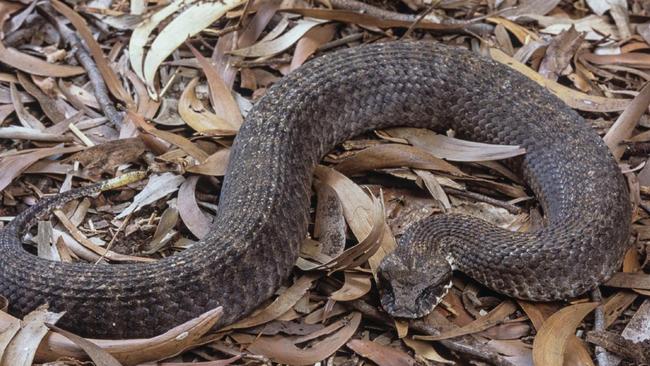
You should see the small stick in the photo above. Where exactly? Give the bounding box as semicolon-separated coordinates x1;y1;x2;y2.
444;187;522;215
40;6;123;128
591;288;611;366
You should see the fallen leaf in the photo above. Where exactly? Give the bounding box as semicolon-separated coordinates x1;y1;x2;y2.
178;77;235;133
381;128;526;162
230;18;326;58
347;338;417;366
532;302;599;366
313;165;396;274
143;0;245;97
186;149;231;176
51;0;132;105
187;43;242;129
402;337;454;364
2;306;65;366
490;47;629;112
233;312;361;365
414;301;518;341
45;323;123;366
227;274;320;330
117;173;185;219
177;175;212;239
334;143;463;176
0;145;84;192
290;23;336;71
603;82;650;160
330;272;372;301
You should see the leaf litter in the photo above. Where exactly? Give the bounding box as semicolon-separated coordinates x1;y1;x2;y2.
0;0;650;365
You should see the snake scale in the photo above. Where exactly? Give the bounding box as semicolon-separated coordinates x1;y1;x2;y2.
0;41;631;338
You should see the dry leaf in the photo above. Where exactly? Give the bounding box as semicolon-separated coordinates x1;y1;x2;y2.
381;128;526;162
414;301;518;341
532;302;599;366
603;82;650;160
347;339;418;366
232;312;361;365
177;175;212;239
330;272;372;301
490;48;629;112
117;173;185;219
313;165;396;273
227;274;320;330
2;306;65;366
290;24;336;71
605;272;650;289
46;323;123;366
51;0;132;105
178;77;235;133
334;143;463;176
0;145;84;192
402;337;454;364
143;0;245;97
186;149;231;176
187;43;243;129
230;18;327;58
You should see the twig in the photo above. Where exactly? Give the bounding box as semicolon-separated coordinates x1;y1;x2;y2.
232;56;293;68
402;1;439;39
444;187;522;215
317;33;364;52
591;288;611;366
329;0;493;35
39;5;123;128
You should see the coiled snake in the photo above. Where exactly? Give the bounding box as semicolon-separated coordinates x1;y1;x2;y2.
0;41;631;338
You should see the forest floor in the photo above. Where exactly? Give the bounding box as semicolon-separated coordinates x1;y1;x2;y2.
0;0;649;365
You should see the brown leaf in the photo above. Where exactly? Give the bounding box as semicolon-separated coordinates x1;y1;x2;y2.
0;145;84;192
9;307;225;364
186;149;231;176
605;272;650;290
532;302;599;366
187;43;243;129
177;175;212;239
17;72;65;123
10;82;45;130
603;82;650;160
538;26;585;81
45;323;123;366
380;128;526;162
3;306;65;366
347;339;418;366
290;23;336;71
330;272;372;301
312;165;395;273
414;301;518;341
227;274;320;330
233;312;361;365
284;8;466;31
402;337;454;364
334;143;463;176
490;47;629;112
178;77;236;133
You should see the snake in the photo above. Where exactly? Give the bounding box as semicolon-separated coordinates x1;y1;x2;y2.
0;41;631;339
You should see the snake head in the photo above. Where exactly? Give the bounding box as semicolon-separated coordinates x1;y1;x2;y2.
377;251;452;319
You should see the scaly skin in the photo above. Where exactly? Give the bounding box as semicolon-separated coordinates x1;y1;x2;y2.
0;41;630;338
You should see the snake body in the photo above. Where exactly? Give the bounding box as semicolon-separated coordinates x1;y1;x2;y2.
0;42;630;338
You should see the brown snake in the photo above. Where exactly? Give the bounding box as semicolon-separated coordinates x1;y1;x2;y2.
0;41;631;338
